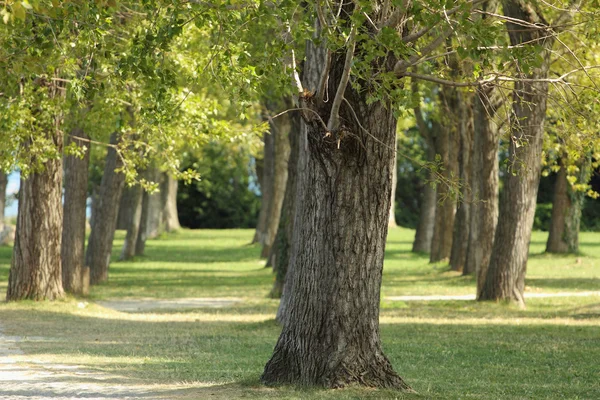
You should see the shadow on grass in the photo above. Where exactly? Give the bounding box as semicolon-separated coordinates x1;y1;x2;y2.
1;306;599;400
526;277;600;291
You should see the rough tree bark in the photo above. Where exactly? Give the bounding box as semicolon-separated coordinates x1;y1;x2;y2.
161;173;181;232
429;88;459;263
120;183;144;260
61;129;91;295
411;104;437;253
464;85;500;285
546;155;591;254
252;131;275;244
270;110;300;299
85;132;125;285
7;109;65;301
478;1;572;304
261;101;292;259
449;92;474;272
261;17;410;389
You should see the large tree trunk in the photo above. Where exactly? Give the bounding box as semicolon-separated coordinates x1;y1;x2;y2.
546;156;591;254
262;33;410;390
479;2;554;305
7;138;64;301
85;132;125;285
161;173;181;232
429;89;459;263
0;171;7;230
136;177;150;256
449;93;474;272
464;85;500;284
252;132;275;244
120;183;144;260
261;101;292;259
270;111;300;299
61;129;91;295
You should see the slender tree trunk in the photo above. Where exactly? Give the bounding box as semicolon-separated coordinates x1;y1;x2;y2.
464;85;500;283
479;2;555;305
161;173;181;232
136;180;149;256
61;129;91;295
116;188;133;230
411;137;437;252
449;93;474;272
0;171;7;230
546;155;591;254
252;132;275;244
120;183;144;260
270;111;300;299
7;138;64;301
262;34;410;390
388;142;398;227
144;165;165;240
430;89;459;263
261;101;291;259
85;132;125;285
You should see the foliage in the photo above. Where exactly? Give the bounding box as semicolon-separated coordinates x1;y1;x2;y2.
177;140;261;229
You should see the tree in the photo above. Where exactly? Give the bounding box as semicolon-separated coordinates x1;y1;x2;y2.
86;132;126;285
479;1;581;305
412;100;437;253
161;173;181;232
261;100;291;258
463;84;501;284
252;132;275;245
546;155;592;253
61;128;91;295
429;88;460;263
7;78;65;301
120;183;144;260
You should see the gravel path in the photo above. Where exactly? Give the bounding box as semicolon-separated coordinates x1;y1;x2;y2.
385;291;600;301
97;297;242;312
0;325;193;400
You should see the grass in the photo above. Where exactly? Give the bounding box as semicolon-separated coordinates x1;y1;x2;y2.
0;228;599;399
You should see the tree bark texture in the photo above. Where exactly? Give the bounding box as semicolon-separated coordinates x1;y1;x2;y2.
262;28;410;390
411;109;437;253
0;171;7;230
61;129;91;295
85;132;125;285
161;173;181;232
464;86;500;284
479;2;554;305
7;135;64;301
120;183;144;260
252;131;275;244
449;92;474;272
270;110;300;299
429;88;459;263
546;156;591;254
261;101;292;259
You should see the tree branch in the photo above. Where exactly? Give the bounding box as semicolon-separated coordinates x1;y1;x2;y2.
327;25;357;132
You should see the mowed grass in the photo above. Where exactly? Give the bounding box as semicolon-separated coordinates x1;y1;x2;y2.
0;228;599;399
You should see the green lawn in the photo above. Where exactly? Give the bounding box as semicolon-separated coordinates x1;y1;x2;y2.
0;228;599;399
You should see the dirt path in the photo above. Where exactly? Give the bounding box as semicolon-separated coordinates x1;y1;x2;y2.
97;297;241;312
0;325;197;400
385;291;600;301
